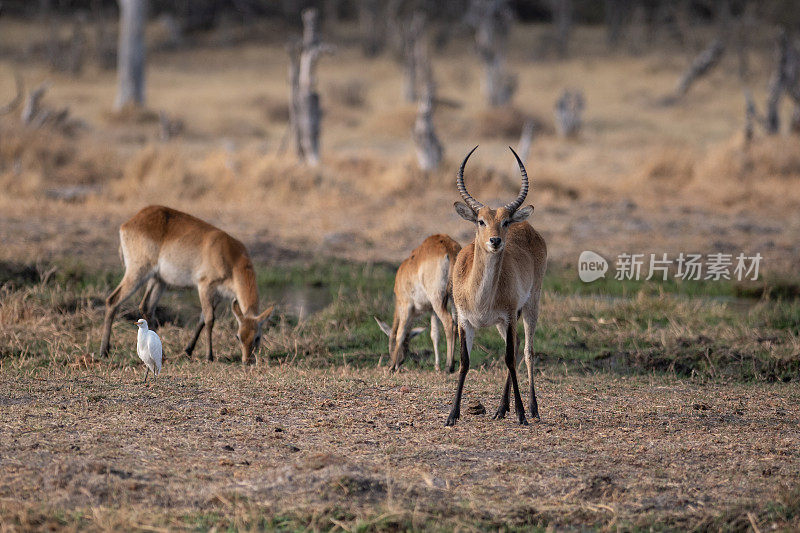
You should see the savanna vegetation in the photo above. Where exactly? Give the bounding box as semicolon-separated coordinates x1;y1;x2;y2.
1;0;800;531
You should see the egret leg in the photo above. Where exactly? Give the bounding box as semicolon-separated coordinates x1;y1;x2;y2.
143;368;148;383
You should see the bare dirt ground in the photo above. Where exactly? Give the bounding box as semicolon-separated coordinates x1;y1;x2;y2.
1;17;800;531
2;365;799;531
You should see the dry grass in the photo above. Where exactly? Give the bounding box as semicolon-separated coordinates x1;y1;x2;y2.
0;18;799;530
1;365;799;531
0;19;798;270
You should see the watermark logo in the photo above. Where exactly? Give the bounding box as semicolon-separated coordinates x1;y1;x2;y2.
578;251;763;282
578;250;609;282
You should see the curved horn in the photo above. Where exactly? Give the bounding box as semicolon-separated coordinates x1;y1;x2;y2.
505;146;529;212
456;145;484;211
0;74;23;116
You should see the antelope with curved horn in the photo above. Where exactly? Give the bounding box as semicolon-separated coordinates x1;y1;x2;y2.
375;234;461;372
99;206;274;364
445;146;547;426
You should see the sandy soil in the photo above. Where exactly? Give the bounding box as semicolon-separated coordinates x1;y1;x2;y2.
1;365;799;530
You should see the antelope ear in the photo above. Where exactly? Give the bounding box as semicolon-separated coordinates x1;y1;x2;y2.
454;201;477;222
409;327;426;339
231;299;244;323
257;305;275;325
511;204;534;223
374;317;392;337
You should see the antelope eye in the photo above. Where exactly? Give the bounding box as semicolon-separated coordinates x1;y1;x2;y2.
502;219;510;227
478;220;486;227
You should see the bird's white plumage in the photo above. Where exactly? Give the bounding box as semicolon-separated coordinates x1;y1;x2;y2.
135;319;162;378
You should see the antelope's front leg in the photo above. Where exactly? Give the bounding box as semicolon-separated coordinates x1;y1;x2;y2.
446;324;473;426
505;319;528;425
493;323;511;419
198;285;217;362
493;373;512;420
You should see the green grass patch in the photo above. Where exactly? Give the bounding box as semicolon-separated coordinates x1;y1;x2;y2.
1;258;798;381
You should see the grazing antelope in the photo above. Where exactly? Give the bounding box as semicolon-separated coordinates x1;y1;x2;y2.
445;146;547;426
99;206;274;364
375;234;461;372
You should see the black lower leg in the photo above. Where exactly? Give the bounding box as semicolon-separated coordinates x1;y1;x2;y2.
506;322;527;426
446;327;470;426
184;316;204;356
530;379;540;420
99;305;118;358
493;372;511;419
205;318;215;361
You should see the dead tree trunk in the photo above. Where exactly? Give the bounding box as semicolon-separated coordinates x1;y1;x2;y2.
555;89;584;138
469;0;516;107
673;38;725;99
668;1;747;103
287;45;302;157
359;0;385;57
403;11;427;103
410;15;442;172
288;8;331;166
22;83;49;125
551;0;572;57
766;29;800;134
0;74;23;116
114;0;147;110
92;0;116;70
324;0;343;26
743;89;757;144
413;89;443;172
604;0;626;48
517;120;534;162
511;120;534;176
65;14;88;76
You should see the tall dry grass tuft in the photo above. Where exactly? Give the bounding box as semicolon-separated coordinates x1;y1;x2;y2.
691;135;800;207
374;154;522;201
363;105;417;138
467;106;550;139
112;144;200;200
623;136;800;208
638;146;696;190
0;120;119;196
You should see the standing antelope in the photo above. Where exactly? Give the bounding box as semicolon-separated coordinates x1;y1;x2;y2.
99;206;274;364
375;234;461;372
446;146;547;426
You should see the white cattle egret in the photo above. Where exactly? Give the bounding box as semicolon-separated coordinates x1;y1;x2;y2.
135;319;162;383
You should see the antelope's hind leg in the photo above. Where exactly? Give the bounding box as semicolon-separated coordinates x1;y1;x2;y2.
140;278;165;329
100;266;152;358
522;300;542;421
431;298;456;373
430;314;443;371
